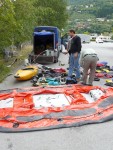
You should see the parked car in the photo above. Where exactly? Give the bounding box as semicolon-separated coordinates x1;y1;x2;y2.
96;38;103;43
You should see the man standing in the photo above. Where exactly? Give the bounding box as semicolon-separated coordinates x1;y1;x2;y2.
67;29;81;81
67;37;72;52
80;48;99;86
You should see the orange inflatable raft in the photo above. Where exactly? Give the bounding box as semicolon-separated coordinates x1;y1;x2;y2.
0;85;113;132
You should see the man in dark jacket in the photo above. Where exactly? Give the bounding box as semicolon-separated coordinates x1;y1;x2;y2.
67;29;81;81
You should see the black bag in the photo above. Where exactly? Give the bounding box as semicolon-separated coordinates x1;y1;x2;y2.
66;77;77;85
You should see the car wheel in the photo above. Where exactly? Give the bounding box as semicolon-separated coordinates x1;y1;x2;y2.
60;45;63;52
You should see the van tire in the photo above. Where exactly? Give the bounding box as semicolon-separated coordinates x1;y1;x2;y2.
54;58;58;63
58;50;60;57
60;45;62;52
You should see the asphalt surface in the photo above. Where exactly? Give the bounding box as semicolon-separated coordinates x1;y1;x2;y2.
0;42;113;150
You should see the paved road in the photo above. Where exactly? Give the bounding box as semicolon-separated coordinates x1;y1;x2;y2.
0;42;113;150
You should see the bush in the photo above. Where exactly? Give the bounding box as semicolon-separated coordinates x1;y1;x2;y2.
0;64;10;82
111;35;113;40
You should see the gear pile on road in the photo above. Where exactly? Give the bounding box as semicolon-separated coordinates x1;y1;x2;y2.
94;61;113;87
31;66;77;86
14;61;113;87
95;61;113;79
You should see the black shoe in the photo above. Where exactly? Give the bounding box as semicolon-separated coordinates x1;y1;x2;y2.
94;77;100;81
80;82;87;85
105;82;113;87
87;84;93;86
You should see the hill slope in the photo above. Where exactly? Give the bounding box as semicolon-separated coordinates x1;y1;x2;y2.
66;0;113;33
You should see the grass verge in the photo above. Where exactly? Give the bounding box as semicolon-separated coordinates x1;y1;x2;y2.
0;64;11;82
0;45;32;82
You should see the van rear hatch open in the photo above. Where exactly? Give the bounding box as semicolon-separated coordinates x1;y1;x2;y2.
34;31;55;55
29;29;59;64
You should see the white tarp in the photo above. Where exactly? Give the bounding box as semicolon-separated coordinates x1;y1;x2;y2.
0;98;14;108
33;94;71;109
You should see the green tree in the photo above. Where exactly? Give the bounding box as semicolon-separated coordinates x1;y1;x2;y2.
13;0;37;48
0;0;16;51
111;35;113;40
34;0;68;29
0;0;68;53
83;31;90;35
87;23;112;34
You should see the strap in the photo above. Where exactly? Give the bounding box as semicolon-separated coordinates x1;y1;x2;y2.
83;54;97;58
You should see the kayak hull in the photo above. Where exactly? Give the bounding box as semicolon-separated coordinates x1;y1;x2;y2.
14;66;38;81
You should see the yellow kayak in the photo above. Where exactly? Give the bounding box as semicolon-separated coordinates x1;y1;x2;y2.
102;69;110;73
96;69;110;73
14;65;38;81
96;70;102;73
106;79;112;83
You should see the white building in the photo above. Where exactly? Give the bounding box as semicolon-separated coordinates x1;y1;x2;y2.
96;35;111;42
96;18;105;22
90;33;98;41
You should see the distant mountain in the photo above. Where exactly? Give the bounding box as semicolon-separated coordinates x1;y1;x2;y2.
66;0;113;33
67;0;113;18
68;0;113;5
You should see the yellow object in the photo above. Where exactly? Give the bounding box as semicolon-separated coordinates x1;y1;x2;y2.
106;79;112;83
102;69;110;73
96;70;102;73
14;65;38;81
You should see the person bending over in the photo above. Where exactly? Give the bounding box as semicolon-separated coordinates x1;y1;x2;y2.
80;48;99;86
